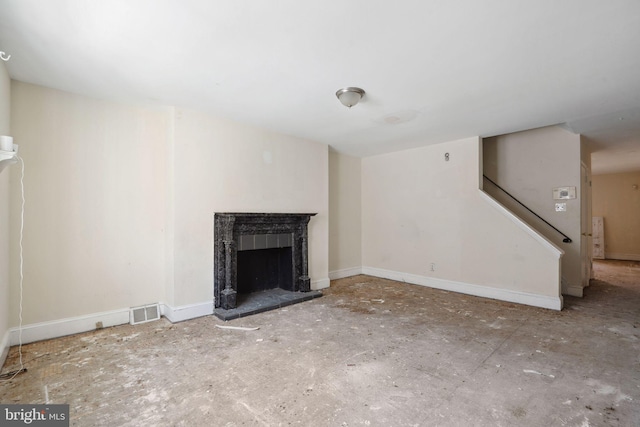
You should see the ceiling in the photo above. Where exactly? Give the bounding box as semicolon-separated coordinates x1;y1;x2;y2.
1;0;639;173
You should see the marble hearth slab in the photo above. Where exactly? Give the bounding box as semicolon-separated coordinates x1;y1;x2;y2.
214;288;322;321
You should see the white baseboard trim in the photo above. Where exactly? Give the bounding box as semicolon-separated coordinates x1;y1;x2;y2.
1;329;10;370
560;276;583;297
160;301;213;323
329;267;363;280
312;277;330;290
3;286;335;346
563;285;584;297
362;266;563;311
605;252;640;262
5;302;215;346
9;308;130;346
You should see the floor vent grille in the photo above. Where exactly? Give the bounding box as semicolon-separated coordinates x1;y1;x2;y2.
130;303;160;325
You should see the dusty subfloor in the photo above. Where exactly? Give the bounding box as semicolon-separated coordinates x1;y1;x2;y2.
1;260;639;426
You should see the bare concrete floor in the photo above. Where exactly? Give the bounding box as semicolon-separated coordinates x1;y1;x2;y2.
1;260;639;426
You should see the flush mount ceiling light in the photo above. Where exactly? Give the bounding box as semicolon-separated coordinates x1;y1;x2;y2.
336;87;365;108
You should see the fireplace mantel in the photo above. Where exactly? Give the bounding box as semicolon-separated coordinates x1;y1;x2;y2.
214;212;316;310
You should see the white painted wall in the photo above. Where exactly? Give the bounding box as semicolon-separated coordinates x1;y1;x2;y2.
7;83;329;341
0;61;11;366
329;150;361;278
362;137;563;309
9;82;169;326
4;81;329;343
483;126;583;296
592;171;640;261
169;108;329;306
581;137;593;282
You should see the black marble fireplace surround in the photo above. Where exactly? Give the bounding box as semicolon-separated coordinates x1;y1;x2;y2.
214;213;320;319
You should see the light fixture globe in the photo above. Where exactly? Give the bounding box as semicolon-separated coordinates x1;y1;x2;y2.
336;87;365;108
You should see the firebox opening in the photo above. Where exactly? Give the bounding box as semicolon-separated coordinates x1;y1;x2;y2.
237;247;293;294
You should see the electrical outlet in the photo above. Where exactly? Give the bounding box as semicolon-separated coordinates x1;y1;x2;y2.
430;263;435;271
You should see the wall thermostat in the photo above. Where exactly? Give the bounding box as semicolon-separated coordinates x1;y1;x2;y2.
553;186;576;200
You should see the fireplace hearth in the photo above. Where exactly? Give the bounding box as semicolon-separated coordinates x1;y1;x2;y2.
214;213;321;320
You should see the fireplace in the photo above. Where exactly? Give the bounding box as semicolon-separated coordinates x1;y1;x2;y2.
214;213;321;320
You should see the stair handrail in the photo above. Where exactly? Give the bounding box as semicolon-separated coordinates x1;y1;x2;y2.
483;175;572;243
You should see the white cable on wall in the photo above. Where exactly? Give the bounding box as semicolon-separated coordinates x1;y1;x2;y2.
1;155;25;381
17;155;25;372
